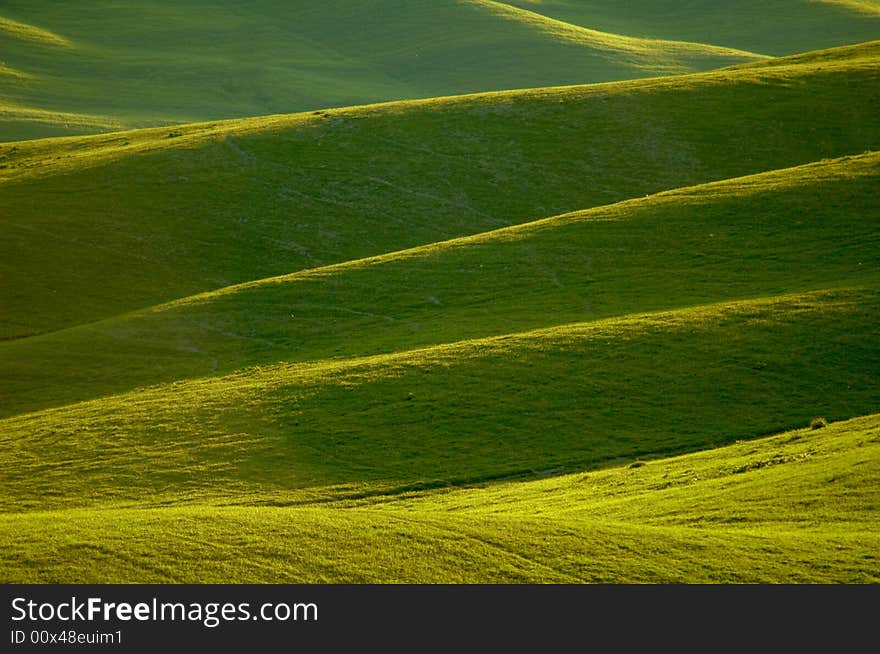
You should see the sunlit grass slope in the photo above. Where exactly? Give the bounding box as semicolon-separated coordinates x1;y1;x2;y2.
0;0;764;141
2;151;877;417
1;288;878;511
1;42;878;341
0;25;877;584
2;414;877;583
504;0;880;56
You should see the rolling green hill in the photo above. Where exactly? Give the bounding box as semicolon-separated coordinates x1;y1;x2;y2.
2;42;878;342
504;0;880;56
4;1;877;142
2;151;878;418
1;29;878;584
2;413;877;582
0;0;766;141
2;287;878;511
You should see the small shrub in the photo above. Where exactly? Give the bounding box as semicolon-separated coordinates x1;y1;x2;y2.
809;417;828;430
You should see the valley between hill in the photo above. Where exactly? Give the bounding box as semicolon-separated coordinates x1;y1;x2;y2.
0;23;877;582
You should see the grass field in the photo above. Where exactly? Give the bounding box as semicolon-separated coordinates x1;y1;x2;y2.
0;0;770;141
3;151;878;418
0;6;878;583
2;42;878;342
2;0;877;141
2;414;877;583
505;0;880;56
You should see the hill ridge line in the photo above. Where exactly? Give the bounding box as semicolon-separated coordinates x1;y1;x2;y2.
134;151;880;312
0;15;72;48
161;287;872;382
3;40;877;186
465;0;770;60
4;406;878;515
4;286;869;423
815;0;880;16
4;149;875;346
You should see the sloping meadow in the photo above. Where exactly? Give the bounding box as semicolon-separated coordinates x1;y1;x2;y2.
1;43;878;341
0;39;878;583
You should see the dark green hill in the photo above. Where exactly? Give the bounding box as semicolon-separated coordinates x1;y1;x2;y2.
0;29;878;585
2;42;878;341
2;151;877;419
1;288;877;512
503;0;880;56
0;0;764;140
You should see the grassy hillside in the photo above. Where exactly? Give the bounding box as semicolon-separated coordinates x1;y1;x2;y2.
2;42;878;341
0;0;764;141
3;151;877;417
1;22;878;585
2;414;876;582
3;286;878;510
504;0;880;56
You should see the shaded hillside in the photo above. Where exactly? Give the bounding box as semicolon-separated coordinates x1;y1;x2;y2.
1;42;878;341
2;151;878;417
503;0;880;56
0;20;877;586
3;287;878;510
0;0;763;140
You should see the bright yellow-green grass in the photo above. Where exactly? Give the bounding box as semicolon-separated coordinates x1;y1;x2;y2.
1;35;878;583
2;42;878;342
0;0;767;141
506;0;880;56
1;414;876;583
2;287;878;511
